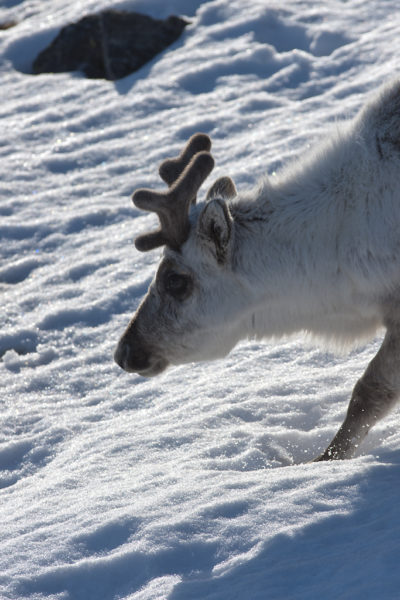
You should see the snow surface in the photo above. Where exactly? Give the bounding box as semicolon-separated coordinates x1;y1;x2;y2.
1;1;400;598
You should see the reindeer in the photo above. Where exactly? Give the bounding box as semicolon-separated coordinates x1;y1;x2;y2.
115;79;400;461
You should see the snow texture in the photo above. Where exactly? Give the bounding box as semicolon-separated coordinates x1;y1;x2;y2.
1;1;400;599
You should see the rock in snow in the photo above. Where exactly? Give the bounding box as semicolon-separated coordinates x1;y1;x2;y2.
2;0;400;598
32;10;189;80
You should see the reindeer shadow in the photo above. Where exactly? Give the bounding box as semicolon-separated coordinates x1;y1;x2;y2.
16;450;400;600
169;451;400;599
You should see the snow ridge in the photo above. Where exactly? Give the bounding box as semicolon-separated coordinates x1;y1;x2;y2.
1;1;400;599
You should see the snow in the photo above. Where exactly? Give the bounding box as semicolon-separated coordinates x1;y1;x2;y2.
1;0;400;598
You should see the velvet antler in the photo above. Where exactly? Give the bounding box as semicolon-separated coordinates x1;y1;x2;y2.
133;134;214;252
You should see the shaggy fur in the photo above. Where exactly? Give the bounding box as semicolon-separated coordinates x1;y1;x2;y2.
115;79;400;461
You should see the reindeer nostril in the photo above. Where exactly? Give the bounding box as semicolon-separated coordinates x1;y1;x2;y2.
114;339;152;373
114;341;128;370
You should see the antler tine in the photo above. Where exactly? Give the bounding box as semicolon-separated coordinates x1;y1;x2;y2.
134;151;214;252
159;133;211;187
133;134;214;252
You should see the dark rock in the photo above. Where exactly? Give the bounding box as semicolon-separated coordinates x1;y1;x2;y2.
0;20;17;30
32;10;189;80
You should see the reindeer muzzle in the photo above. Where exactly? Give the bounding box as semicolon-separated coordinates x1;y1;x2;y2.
114;322;169;377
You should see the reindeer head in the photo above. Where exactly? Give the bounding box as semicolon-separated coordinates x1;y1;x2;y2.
114;134;242;377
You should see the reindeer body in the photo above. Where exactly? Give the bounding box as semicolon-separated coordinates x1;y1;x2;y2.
115;79;400;461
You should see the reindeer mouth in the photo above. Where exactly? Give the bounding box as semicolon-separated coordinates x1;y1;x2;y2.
137;357;169;378
114;339;169;377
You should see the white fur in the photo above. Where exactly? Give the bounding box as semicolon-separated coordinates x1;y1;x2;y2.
115;81;400;460
115;79;400;460
117;78;400;370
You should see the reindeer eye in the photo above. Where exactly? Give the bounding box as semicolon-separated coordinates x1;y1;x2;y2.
164;272;191;300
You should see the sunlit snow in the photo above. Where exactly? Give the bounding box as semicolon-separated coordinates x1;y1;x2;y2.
1;1;400;599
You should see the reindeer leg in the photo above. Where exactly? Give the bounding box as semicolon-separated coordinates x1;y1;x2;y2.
314;324;400;461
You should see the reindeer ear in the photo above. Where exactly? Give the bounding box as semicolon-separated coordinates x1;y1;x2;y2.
197;199;233;264
206;176;237;201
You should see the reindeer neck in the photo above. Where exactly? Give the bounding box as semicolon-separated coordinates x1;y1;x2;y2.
228;142;382;343
229;123;361;293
